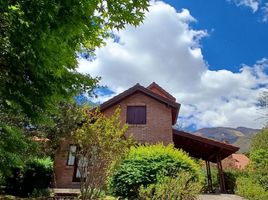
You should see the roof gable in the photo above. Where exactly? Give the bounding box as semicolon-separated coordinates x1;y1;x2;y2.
99;83;180;125
147;82;176;102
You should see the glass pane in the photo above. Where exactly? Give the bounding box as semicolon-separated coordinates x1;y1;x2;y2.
67;145;77;166
76;156;88;178
76;168;81;178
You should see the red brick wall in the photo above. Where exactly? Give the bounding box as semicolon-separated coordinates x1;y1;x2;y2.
102;91;173;144
54;139;80;188
54;91;174;188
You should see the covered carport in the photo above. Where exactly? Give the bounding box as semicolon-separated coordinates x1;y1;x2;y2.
173;129;239;193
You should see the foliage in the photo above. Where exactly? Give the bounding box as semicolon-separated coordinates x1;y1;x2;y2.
248;149;268;190
0;124;37;175
5;157;53;197
139;171;202;200
73;108;133;200
201;165;243;194
110;144;202;199
235;176;268;200
0;0;149;122
224;170;243;194
30;188;51;198
247;129;268;191
39;102;87;157
250;149;268;169
251;128;268;152
235;128;268;199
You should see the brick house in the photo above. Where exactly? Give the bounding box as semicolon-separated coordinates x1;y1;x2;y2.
54;82;239;192
222;153;250;170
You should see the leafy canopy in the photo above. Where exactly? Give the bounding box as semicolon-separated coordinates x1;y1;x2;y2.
251;128;268;152
0;124;37;175
0;0;149;122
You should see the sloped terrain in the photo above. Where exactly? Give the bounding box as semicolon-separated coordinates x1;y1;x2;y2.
193;127;260;153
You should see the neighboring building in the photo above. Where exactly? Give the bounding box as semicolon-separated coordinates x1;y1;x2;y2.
54;82;239;191
222;154;250;170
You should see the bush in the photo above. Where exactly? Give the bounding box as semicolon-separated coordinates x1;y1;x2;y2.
110;144;202;199
224;170;244;194
139;171;202;200
5;157;53;197
235;176;268;200
249;149;268;190
201;166;243;194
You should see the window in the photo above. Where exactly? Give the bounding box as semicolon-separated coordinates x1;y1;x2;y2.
126;106;146;124
67;145;77;166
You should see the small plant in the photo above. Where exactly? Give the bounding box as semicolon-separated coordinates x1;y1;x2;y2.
139;171;202;200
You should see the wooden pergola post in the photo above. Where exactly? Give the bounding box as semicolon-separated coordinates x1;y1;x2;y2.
205;160;213;193
216;154;226;193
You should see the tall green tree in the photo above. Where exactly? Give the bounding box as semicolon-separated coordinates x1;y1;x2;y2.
0;0;149;122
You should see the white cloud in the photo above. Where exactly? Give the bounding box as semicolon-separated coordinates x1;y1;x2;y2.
228;0;268;22
262;3;268;22
78;1;268;130
228;0;260;12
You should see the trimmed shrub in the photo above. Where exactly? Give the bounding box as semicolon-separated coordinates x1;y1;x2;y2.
109;144;202;198
235;176;268;200
139;171;202;200
5;157;53;197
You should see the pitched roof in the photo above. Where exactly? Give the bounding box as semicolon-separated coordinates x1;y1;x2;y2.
147;82;176;102
99;83;181;125
173;129;240;162
232;154;250;169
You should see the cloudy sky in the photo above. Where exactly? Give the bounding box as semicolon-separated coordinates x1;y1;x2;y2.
78;0;268;131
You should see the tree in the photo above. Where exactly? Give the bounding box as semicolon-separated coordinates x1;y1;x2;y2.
72;108;133;200
41;102;87;157
259;91;268;126
0;124;37;176
251;128;268;152
0;0;149;122
249;128;268;190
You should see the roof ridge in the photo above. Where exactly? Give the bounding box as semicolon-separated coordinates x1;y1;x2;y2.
147;82;176;101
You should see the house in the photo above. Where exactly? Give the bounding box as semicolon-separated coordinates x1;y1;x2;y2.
222;153;250;170
54;82;239;192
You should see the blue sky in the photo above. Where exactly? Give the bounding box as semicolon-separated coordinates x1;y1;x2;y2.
78;0;268;131
165;0;268;71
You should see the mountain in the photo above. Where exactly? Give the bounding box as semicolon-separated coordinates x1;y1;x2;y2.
193;127;260;153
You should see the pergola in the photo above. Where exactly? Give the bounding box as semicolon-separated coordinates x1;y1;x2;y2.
173;129;239;193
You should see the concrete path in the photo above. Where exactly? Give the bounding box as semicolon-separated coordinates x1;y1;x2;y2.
199;194;246;200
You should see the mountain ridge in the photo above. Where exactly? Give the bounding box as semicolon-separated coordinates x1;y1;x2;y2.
193;127;260;153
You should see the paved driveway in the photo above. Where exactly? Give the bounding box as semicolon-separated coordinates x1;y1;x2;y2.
199;194;246;200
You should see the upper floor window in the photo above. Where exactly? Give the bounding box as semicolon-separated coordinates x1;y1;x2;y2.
126;106;146;124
